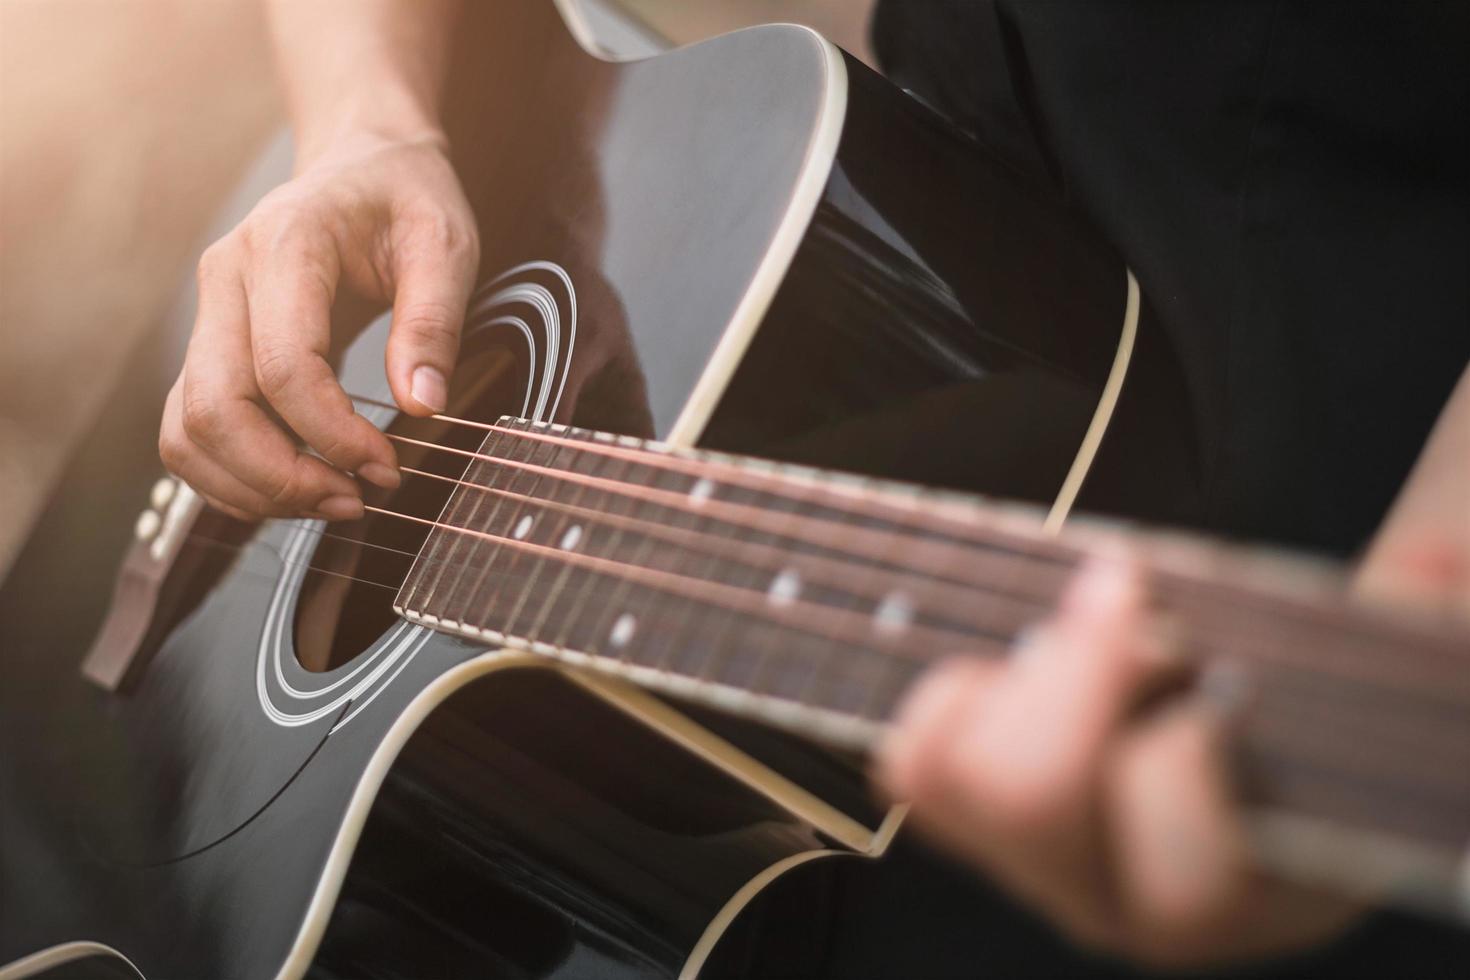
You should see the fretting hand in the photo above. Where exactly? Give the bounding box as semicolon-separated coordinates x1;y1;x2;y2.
875;555;1356;967
876;367;1470;968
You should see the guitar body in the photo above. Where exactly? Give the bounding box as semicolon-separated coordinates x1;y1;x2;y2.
0;5;1189;978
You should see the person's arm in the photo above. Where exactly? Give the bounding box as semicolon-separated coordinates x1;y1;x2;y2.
159;0;477;521
269;0;457;171
877;363;1470;968
1358;364;1470;614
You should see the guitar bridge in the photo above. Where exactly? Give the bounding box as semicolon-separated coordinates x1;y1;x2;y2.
80;477;204;691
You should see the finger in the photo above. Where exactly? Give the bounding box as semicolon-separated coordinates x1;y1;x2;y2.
166;370;365;522
1105;699;1246;963
383;214;479;415
875;657;1003;802
161;380;277;516
1104;702;1357;967
905;556;1161;940
182;251;366;514
985;552;1163;794
243;229;399;487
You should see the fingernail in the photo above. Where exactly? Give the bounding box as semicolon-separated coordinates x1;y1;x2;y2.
318;495;364;521
359;461;401;490
411;365;447;413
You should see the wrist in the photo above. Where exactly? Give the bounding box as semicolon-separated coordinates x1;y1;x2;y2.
292;91;449;173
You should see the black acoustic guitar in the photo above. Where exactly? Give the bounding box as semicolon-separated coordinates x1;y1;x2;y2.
1;5;1466;978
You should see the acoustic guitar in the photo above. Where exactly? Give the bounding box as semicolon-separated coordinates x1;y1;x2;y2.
1;3;1465;978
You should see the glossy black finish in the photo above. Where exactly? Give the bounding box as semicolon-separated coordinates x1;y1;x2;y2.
0;11;1168;980
705;52;1127;500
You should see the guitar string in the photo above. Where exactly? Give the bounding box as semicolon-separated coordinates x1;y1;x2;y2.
349;394;1075;564
381;431;1063;603
177;524;1470;795
394;464;1047;632
178;437;1047;652
370;432;1467;700
379;428;1060;666
164;396;1470;704
359;396;1439;663
184;485;1469;753
176;523;1470;791
358;489;1470;779
146;404;1470;811
369;418;1470;689
168;477;1470;780
363;502;1005;658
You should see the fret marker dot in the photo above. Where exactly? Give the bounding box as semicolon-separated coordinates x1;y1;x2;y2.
689;477;715;505
875;591;914;635
512;515;534;539
768;568;801;607
610;613;636;648
559;524;583;550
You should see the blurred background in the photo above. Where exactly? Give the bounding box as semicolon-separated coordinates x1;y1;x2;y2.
0;0;873;575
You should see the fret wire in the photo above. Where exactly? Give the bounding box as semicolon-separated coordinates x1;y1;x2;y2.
383;493;1470;789
474;419;563;629
381;414;1434;656
386;429;1070;603
623;460;709;673
390;429;1470;706
406;426;507;616
774;494;850;712
380;406;1462;693
458;419;547;622
695;481;807;694
464;417;555;625
401;461;1051;639
583;454;692;671
368;403;1080;563
429;428;516;620
547;438;640;657
397;451;1033;667
493;426;585;640
820;503;909;720
644;471;742;681
520;428;607;642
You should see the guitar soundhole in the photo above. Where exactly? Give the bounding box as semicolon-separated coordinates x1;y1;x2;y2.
294;341;526;673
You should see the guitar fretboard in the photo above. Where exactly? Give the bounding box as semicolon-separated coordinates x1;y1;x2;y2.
394;417;1470;886
394;419;1071;744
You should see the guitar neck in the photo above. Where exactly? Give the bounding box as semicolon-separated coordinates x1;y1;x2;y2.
394;417;1470;912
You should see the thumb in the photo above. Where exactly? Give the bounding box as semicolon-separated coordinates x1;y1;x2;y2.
385;228;479;416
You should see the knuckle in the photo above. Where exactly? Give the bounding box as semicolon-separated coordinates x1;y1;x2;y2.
406;210;480;269
158;430;185;473
246;198;317;252
313;430;354;467
195;240;235;285
254;341;299;399
180;386;227;444
394;301;461;346
265;466;303;508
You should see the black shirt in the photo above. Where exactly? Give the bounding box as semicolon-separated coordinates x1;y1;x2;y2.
873;0;1469;557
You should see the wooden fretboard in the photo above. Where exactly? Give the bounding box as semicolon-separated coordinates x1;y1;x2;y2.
394;418;1470;909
